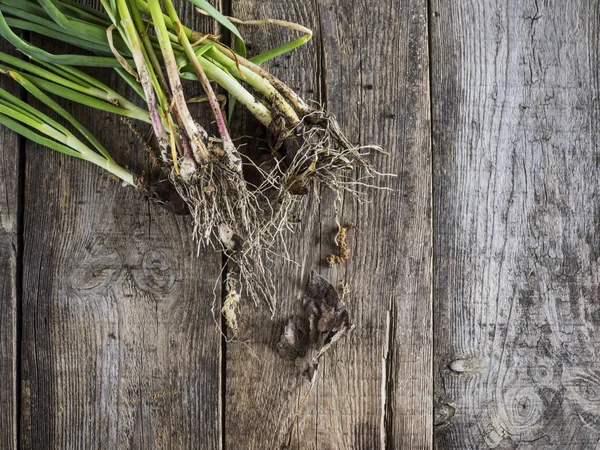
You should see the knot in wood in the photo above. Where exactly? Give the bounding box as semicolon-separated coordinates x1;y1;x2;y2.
448;357;486;374
69;237;122;293
133;249;177;296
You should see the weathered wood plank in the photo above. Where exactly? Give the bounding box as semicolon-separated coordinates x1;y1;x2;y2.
314;0;432;448
224;0;323;447
0;40;20;450
226;0;432;448
19;2;222;448
432;1;600;448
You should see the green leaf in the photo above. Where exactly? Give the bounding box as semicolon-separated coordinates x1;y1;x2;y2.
233;36;245;57
250;35;311;65
0;84;71;135
0;111;82;159
6;70;114;159
54;0;110;26
186;0;246;56
4;17;116;56
0;9;129;67
176;42;212;70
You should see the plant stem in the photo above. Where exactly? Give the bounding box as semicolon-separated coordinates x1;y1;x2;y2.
135;0;199;41
147;0;209;164
197;56;272;126
207;46;300;125
126;0;193;164
114;0;170;159
127;0;169;93
164;0;241;171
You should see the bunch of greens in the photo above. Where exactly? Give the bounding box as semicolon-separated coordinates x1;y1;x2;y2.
0;0;381;316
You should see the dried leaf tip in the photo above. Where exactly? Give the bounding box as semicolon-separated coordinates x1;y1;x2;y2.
277;271;355;381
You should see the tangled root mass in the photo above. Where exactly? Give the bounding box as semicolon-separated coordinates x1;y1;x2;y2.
168;108;385;315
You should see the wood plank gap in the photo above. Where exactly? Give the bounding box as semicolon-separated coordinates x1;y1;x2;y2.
425;1;435;447
14;116;24;450
219;0;232;448
315;3;327;108
14;33;30;450
314;4;326;448
220;256;227;450
383;303;395;449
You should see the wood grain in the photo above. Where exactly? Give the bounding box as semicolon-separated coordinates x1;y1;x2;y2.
432;0;600;448
316;0;432;448
226;0;432;448
224;0;323;447
0;39;20;450
6;0;599;447
19;2;222;448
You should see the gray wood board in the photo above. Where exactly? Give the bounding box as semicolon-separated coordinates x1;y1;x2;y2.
225;0;432;448
19;1;222;448
432;1;600;448
0;38;20;450
224;0;324;446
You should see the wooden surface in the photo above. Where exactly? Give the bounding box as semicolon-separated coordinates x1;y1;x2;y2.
224;0;323;447
0;38;20;450
19;2;222;449
432;0;600;448
0;0;599;449
226;0;431;448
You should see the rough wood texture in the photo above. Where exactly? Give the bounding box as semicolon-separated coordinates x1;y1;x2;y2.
226;0;432;449
432;1;600;448
224;0;323;447
4;0;600;447
19;2;222;448
316;0;432;448
0;40;20;450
